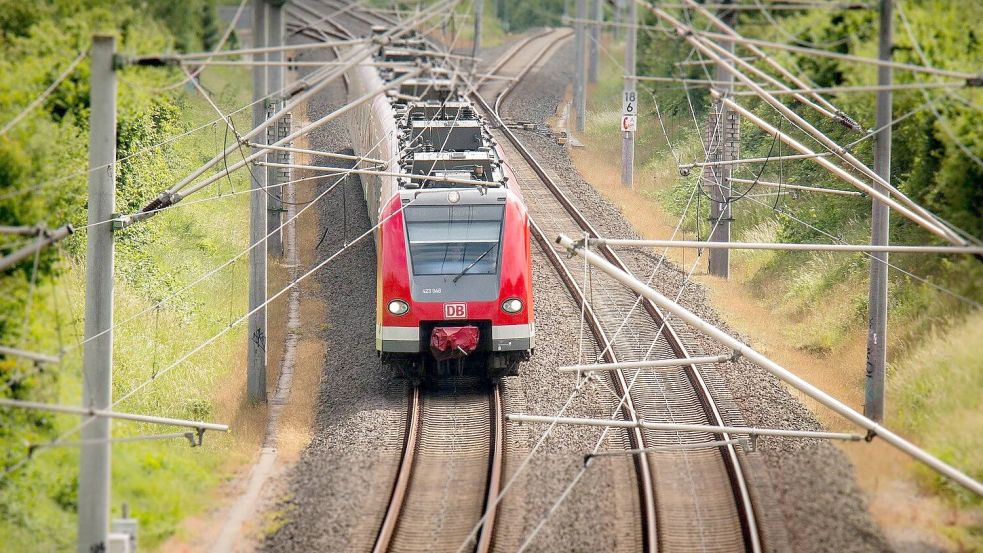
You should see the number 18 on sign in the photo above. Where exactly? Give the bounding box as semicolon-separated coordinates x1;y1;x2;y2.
621;89;637;132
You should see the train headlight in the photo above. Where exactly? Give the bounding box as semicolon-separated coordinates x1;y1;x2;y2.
387;299;409;316
501;298;523;314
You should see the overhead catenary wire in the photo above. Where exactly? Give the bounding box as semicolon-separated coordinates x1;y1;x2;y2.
136;38;370;63
130;68;422;222
557;233;983;497
660;5;983;246
0;50;88;137
155;0;248;92
166;0;472;214
0;225;74;272
288;0;366;37
692;29;981;81
0;55;316;204
150;43;376;198
749;0;872;49
715;92;971;243
731;81;973;96
136;0;460;216
895;2;983;169
0;19;474;470
679;0;855;126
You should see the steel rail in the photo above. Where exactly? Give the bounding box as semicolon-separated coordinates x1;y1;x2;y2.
473;35;662;553
475;383;505;553
276;10;512;552
371;383;506;553
316;0;391;28
372;387;422;553
286;0;358;89
477;30;764;552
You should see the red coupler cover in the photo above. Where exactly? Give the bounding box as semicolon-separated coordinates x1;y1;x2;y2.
430;326;479;360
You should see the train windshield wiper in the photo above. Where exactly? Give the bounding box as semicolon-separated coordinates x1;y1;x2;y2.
452;243;498;283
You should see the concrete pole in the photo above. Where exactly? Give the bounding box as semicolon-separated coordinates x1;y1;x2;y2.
249;0;268;403
708;1;735;278
474;0;483;52
588;0;600;83
574;0;587;132
266;1;285;258
78;33;116;553
614;0;623;41
865;0;892;422
620;0;636;187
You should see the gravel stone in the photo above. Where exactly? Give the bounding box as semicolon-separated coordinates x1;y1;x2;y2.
264;14;892;553
500;40;893;553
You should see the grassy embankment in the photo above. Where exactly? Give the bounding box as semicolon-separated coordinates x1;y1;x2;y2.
0;29;262;553
569;36;982;547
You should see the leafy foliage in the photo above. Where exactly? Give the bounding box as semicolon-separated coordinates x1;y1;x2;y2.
632;0;982;510
0;1;252;549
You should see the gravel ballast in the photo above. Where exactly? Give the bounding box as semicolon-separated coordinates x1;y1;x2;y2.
502;37;892;553
263;19;892;553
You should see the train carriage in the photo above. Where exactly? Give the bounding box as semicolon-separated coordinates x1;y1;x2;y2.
347;34;534;379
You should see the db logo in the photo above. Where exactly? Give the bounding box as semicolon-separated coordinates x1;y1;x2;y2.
443;303;467;319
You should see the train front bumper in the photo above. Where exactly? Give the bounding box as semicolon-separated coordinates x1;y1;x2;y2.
377;323;534;353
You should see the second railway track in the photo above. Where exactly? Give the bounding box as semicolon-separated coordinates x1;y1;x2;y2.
290;8;769;551
474;30;767;553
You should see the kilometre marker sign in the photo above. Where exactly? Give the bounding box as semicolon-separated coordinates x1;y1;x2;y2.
622;89;637;132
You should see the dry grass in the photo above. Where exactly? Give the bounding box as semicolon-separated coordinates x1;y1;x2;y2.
158;87;327;553
566;54;983;549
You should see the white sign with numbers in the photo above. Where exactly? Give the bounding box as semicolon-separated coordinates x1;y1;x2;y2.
622;89;637;116
621;89;638;132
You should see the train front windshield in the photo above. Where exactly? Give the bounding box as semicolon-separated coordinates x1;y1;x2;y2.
405;204;505;277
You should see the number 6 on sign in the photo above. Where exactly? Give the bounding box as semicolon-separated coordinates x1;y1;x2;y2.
622;89;637;115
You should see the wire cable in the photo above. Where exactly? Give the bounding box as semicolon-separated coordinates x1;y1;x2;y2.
0;51;88;137
896;2;983;169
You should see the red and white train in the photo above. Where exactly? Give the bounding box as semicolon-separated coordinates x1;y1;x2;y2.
347;34;534;379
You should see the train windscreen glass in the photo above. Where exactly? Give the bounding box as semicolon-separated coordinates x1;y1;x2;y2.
405;205;505;276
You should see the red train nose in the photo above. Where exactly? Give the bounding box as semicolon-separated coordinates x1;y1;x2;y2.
429;326;479;360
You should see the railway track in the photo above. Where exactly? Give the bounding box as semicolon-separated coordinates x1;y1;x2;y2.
289;6;765;551
290;8;510;553
473;31;765;553
372;379;505;553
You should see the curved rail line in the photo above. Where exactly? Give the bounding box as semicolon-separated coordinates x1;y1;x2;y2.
296;6;508;553
372;383;505;553
292;5;762;549
474;30;764;553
